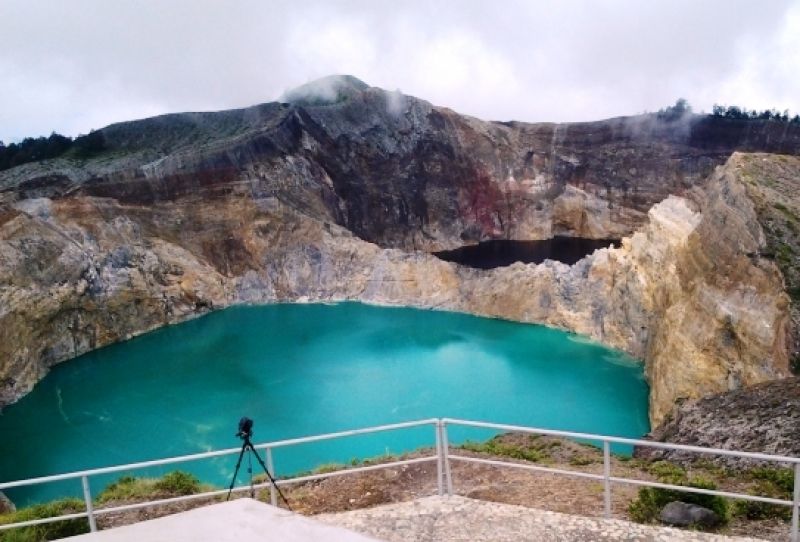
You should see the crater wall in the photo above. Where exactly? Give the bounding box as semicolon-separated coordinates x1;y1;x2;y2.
1;80;797;426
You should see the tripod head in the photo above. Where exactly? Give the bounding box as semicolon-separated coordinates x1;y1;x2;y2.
236;417;253;440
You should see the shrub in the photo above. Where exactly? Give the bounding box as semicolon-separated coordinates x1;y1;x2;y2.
750;467;794;495
153;471;201;495
732;482;792;520
96;475;154;503
0;498;89;541
732;467;795;520
629;473;729;527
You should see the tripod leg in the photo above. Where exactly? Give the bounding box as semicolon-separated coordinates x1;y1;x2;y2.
226;443;249;501
245;441;292;510
247;449;254;498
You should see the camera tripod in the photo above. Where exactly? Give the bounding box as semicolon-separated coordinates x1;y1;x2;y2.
226;427;291;509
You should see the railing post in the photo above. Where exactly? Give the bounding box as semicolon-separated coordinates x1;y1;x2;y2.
603;440;611;519
441;421;453;496
435;421;444;496
791;462;799;542
266;447;278;507
81;475;97;532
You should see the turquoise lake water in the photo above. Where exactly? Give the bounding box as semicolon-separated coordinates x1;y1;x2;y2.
0;303;649;505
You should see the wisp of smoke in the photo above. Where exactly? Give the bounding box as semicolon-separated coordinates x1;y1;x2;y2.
385;88;406;117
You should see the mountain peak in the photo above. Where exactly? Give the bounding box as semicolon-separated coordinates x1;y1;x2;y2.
279;75;370;106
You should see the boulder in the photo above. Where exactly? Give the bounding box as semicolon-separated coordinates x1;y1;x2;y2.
659;501;720;528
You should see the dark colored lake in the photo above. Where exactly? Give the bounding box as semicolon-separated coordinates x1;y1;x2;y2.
434;237;619;269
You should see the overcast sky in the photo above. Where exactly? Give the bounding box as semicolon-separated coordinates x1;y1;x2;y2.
1;0;799;143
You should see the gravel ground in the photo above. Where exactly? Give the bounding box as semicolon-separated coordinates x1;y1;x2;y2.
317;495;769;542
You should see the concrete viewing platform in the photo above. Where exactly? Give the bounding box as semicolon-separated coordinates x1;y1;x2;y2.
64;498;381;542
64;495;768;542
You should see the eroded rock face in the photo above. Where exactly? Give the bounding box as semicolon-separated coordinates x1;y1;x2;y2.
635;377;800;465
0;79;796;426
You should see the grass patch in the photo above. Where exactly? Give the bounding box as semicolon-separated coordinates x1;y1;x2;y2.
97;471;204;504
0;498;89;541
646;461;686;483
460;436;551;463
568;455;596;466
312;463;346;475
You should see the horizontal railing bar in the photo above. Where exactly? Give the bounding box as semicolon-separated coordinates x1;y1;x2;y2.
448;454;606;481
609;476;794;506
0;418;438;490
274;456;437;486
0;448;244;490
251;419;439;451
443;418;800;464
0;511;89;531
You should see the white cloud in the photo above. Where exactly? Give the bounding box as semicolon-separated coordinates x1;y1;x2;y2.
411;32;522;115
0;0;798;142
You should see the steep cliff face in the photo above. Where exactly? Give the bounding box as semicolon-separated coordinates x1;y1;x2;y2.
1;77;797;425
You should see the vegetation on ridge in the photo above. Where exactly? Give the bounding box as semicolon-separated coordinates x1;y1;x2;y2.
0;131;106;171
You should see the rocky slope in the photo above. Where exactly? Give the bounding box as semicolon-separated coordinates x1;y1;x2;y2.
1;76;798;426
636;377;800;466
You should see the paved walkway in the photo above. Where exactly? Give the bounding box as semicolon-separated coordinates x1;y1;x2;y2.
317;496;766;542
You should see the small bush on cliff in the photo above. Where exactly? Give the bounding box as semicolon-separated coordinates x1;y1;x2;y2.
0;498;89;541
628;472;730;527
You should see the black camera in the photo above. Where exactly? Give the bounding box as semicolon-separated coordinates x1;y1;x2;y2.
236;417;253;439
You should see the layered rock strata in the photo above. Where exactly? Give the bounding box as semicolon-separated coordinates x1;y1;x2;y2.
1;78;796;425
0;153;790;425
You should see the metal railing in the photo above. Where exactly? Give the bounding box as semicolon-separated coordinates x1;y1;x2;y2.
1;418;798;541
